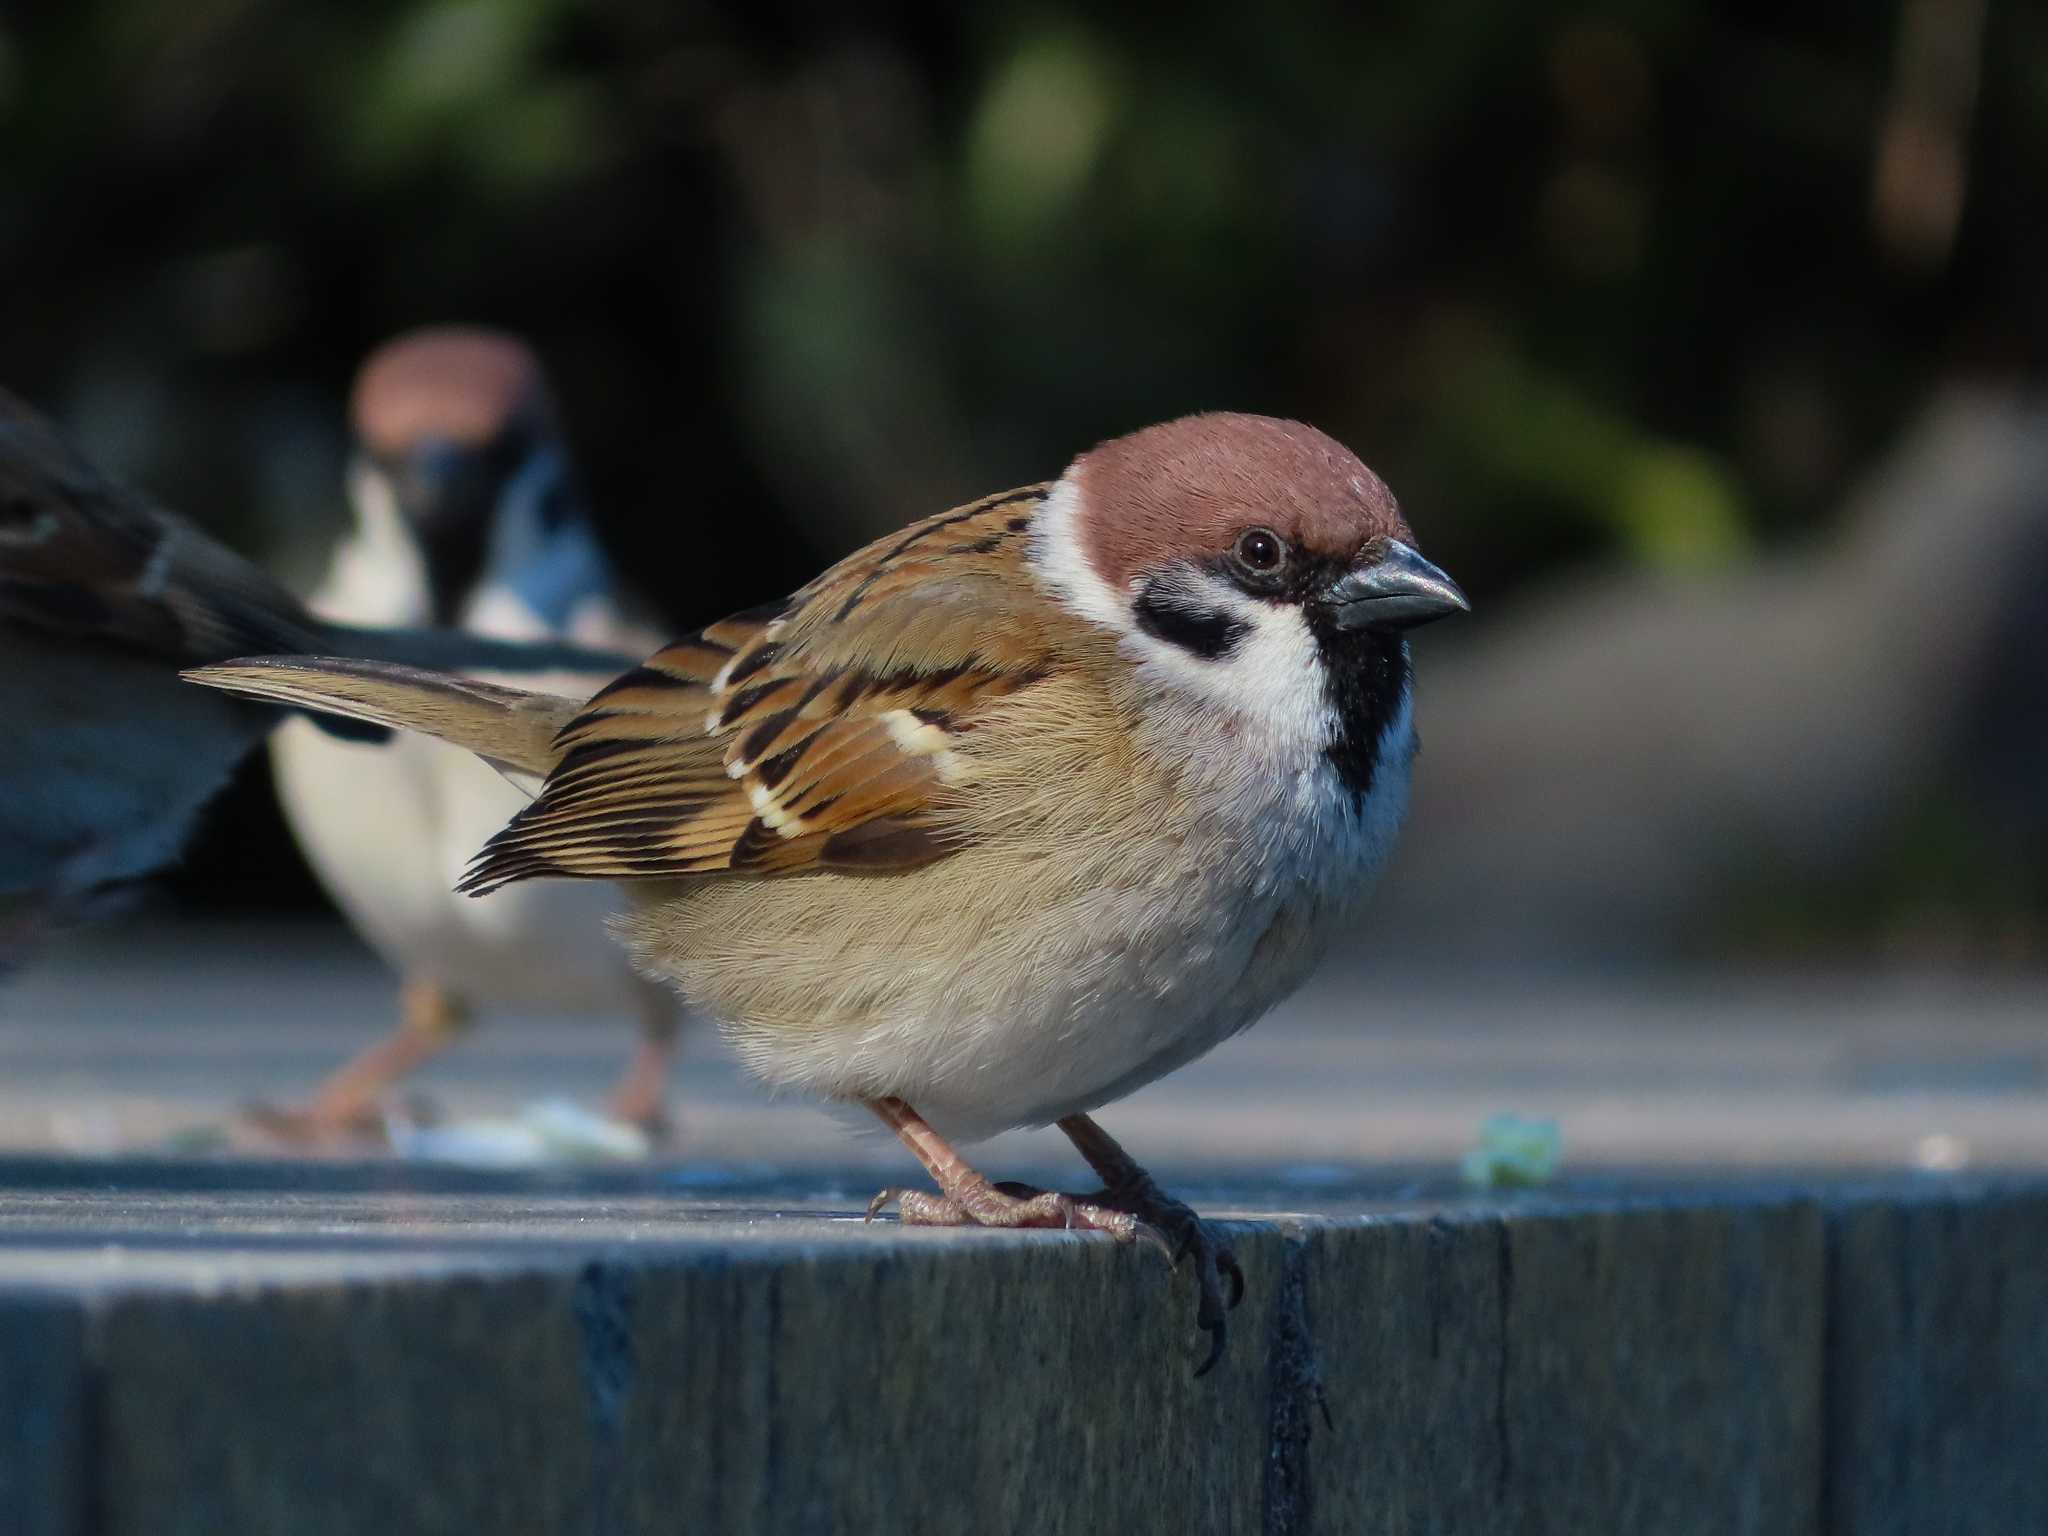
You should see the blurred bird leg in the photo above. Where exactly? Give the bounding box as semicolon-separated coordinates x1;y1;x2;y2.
246;979;472;1145
864;1097;1240;1373
603;980;684;1140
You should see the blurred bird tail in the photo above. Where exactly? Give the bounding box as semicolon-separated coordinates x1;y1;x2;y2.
318;623;638;681
183;657;582;781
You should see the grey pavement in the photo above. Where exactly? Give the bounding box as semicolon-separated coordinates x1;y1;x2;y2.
4;922;2048;1532
1;919;2044;1174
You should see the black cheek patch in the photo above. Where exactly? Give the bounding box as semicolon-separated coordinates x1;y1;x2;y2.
1133;578;1249;661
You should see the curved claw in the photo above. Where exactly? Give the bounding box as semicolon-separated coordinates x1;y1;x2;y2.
1220;1248;1247;1310
869;1131;1241;1377
1169;1222;1243;1376
1130;1219;1175;1266
864;1188;904;1222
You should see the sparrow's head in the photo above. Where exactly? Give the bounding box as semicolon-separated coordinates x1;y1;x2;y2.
349;328;575;624
1039;412;1466;792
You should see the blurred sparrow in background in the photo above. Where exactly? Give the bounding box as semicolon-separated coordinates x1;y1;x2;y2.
194;412;1466;1369
0;389;628;973
261;329;681;1145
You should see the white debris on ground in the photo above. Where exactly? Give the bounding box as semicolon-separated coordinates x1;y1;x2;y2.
385;1099;652;1168
1912;1131;1971;1172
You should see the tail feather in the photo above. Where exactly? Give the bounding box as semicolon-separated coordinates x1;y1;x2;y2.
184;656;583;778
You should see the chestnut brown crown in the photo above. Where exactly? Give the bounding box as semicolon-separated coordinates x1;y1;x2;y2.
1069;412;1412;588
350;327;553;460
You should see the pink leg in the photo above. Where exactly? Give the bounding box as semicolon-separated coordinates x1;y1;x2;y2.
246;979;471;1147
863;1097;1159;1242
605;983;683;1139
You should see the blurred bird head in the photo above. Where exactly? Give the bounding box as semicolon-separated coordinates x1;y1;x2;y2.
348;328;600;627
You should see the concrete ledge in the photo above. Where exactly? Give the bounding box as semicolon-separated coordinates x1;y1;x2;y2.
1;1163;2042;1534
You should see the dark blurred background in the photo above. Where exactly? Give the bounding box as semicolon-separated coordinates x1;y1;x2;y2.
3;0;2042;959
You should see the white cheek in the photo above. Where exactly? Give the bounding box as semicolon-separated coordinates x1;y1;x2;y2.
1031;476;1339;765
1028;477;1129;631
1129;590;1335;765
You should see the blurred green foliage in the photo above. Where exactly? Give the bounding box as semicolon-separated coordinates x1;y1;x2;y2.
0;0;2041;928
5;0;2040;598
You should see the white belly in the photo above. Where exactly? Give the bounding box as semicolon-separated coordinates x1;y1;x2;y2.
909;753;1409;1137
278;523;659;1015
632;706;1416;1142
273;711;642;1014
900;860;1355;1139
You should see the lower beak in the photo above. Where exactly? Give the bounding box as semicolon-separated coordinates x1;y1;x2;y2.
1326;541;1469;632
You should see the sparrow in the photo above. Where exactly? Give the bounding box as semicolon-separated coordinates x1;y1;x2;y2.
192;412;1467;1369
263;328;681;1143
0;388;631;973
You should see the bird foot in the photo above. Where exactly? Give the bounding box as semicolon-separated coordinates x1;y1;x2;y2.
603;1048;678;1145
240;1097;392;1151
1085;1176;1246;1375
864;1099;1245;1374
607;1097;676;1147
866;1174;1241;1374
866;1177;1170;1257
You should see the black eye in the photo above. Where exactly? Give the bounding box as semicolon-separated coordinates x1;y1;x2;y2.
1233;527;1286;575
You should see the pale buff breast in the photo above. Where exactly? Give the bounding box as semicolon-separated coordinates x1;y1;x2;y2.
614;670;1413;1140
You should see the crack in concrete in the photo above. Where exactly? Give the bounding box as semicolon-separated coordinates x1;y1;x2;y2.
1263;1229;1328;1535
1818;1209;1844;1536
572;1262;636;1536
1426;1215;1456;1363
1494;1217;1514;1502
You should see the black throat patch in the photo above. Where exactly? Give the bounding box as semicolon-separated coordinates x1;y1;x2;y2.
1305;613;1411;805
1290;552;1413;806
1133;555;1414;803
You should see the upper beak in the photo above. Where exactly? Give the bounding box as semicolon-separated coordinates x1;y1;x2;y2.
1325;541;1470;632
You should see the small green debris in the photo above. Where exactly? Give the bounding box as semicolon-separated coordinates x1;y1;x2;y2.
160;1124;232;1156
1461;1114;1563;1189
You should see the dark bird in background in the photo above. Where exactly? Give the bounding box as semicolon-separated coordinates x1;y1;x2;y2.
259;330;681;1145
0;389;631;973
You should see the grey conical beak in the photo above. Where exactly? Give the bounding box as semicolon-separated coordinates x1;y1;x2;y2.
1326;541;1469;632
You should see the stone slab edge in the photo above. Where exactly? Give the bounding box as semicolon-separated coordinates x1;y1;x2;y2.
3;1177;2042;1535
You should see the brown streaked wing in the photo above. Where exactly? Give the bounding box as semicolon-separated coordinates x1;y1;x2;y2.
459;486;1055;893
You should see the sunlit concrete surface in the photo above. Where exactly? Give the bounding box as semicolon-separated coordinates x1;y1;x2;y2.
1;920;2044;1174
